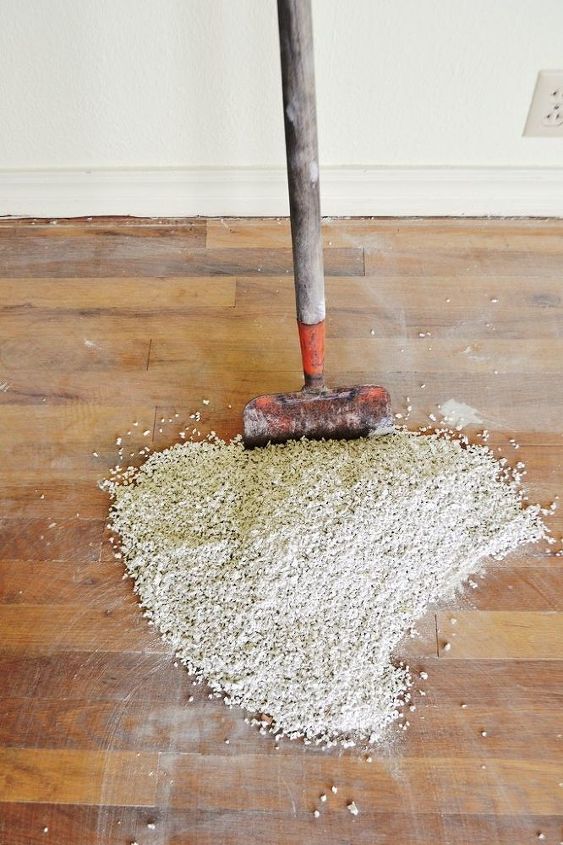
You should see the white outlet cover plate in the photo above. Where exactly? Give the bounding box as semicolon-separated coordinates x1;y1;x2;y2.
524;70;563;137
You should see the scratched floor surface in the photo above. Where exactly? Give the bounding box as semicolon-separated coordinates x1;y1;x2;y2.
0;217;561;845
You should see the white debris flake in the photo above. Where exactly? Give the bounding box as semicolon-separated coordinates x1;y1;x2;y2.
347;801;359;816
105;430;545;746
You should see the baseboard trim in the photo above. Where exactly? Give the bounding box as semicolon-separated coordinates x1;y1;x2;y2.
1;167;563;218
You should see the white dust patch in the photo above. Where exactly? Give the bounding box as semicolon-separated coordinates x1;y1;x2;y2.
440;399;483;427
105;430;545;747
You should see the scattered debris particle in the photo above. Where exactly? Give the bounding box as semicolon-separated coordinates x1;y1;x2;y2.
202;399;210;405
480;730;488;737
320;793;327;802
347;801;359;816
331;785;338;794
370;329;375;336
313;809;320;818
143;430;151;436
147;822;156;829
419;671;428;680
442;642;452;652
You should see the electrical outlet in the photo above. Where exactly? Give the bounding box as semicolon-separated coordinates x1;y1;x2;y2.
524;70;563;136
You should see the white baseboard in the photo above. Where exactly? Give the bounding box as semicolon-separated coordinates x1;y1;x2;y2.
1;167;563;218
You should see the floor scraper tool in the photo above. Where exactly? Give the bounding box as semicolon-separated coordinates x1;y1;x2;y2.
243;0;393;447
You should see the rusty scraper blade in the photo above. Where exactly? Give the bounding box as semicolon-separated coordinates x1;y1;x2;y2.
243;385;394;448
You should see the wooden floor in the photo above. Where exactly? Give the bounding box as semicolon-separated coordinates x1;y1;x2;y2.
0;217;561;845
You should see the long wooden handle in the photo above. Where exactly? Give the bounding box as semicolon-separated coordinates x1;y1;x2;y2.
277;0;325;388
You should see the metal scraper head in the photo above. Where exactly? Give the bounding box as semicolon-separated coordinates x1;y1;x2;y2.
243;384;393;448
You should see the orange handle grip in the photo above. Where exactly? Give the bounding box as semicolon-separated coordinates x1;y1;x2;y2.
297;320;325;389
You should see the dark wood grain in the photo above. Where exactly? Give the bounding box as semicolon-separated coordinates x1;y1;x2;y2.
0;651;185;701
1;803;560;845
0;245;363;278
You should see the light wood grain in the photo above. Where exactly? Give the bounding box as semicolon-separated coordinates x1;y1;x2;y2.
436;611;563;658
1;276;236;310
0;748;158;806
207;217;563;251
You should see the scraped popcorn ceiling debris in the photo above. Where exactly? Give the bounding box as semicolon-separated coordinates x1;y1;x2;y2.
104;429;546;746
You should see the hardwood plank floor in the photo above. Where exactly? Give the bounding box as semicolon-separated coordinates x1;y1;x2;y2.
0;217;561;844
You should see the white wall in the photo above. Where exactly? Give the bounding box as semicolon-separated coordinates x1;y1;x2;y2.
1;0;562;215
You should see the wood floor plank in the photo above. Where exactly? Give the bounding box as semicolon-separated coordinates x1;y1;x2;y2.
400;658;563;708
461;566;563;610
0;482;110;519
436;611;563;658
0;560;131;605
1;368;561;436
147;334;563;374
4;654;558;708
2;804;559;845
235;273;563;315
0;222;206;279
0;652;184;701
2;276;236;311
0;404;156;481
0;217;205;237
0;518;104;562
1;320;150;372
208;216;563;251
0;605;166;654
365;246;563;277
158;752;561;815
0;748;158;806
0;803;159;845
0;246;363;278
0;695;559;760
